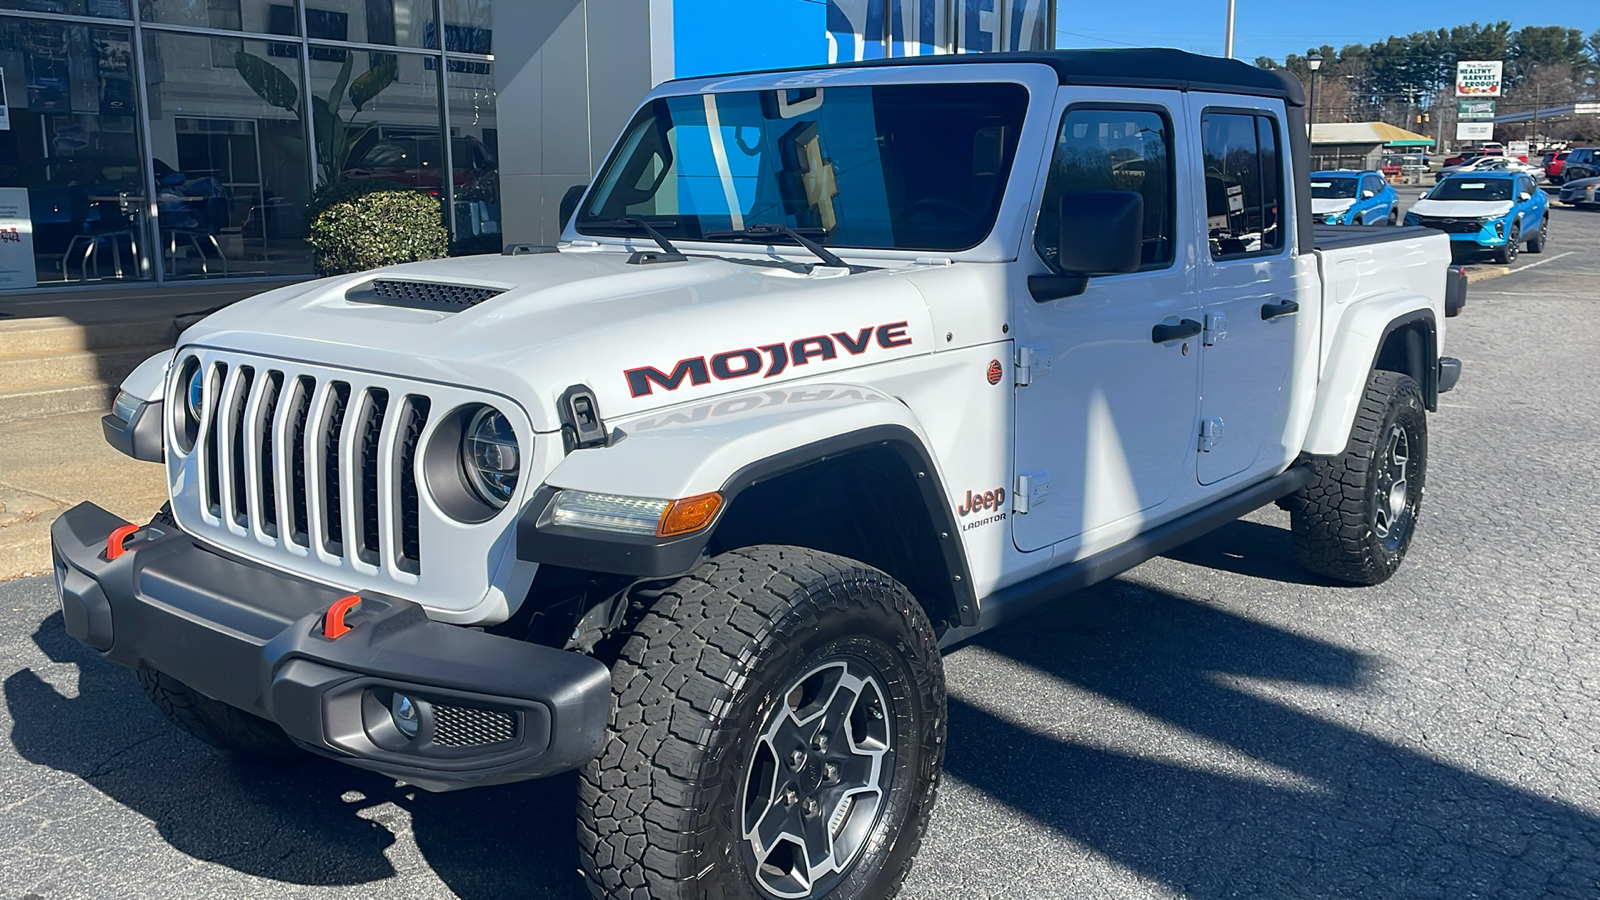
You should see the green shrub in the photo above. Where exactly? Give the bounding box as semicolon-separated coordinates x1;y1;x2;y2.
307;187;449;275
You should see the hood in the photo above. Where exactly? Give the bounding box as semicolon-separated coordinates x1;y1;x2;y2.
1563;176;1600;189
178;249;937;433
1409;198;1514;218
1311;198;1356;215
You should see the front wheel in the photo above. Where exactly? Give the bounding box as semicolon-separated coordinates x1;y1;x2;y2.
1290;370;1427;585
1387;208;1399;226
1527;215;1548;253
1494;226;1520;264
578;546;945;900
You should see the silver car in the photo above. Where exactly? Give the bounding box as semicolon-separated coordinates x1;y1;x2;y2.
1557;176;1600;208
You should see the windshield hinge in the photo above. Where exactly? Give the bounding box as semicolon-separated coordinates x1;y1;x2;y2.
913;256;953;266
1015;344;1052;387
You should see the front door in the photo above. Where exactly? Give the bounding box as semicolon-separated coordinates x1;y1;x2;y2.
1012;95;1201;554
1192;100;1302;486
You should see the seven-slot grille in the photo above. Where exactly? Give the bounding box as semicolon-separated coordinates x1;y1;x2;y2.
189;358;431;577
1412;216;1486;235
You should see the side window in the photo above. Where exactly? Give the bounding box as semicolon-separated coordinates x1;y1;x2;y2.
1034;106;1175;271
1360;175;1377;196
1201;111;1286;258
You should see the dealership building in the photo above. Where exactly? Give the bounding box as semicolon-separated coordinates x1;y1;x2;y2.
0;0;1052;296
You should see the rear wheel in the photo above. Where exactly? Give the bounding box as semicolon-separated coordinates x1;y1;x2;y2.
1289;370;1427;585
577;546;945;900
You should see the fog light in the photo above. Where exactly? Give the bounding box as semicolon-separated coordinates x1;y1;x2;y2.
392;693;420;739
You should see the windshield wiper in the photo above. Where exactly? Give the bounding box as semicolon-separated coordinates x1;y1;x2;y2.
703;223;848;270
604;217;687;263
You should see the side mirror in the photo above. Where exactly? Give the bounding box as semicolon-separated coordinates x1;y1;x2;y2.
1518;191;1532;202
1361;189;1375;199
1030;191;1144;302
559;183;588;233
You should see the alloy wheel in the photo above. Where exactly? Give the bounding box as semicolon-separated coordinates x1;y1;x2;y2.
1373;424;1412;547
740;658;895;898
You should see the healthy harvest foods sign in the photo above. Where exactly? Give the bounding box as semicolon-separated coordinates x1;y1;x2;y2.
1455;61;1503;98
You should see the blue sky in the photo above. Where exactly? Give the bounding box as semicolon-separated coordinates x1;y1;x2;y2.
1054;2;1600;63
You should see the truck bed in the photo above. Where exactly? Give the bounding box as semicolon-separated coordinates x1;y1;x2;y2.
1312;224;1434;251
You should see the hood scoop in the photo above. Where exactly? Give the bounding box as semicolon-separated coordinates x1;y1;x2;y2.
346;278;506;312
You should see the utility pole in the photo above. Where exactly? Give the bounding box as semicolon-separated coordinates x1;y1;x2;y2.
1224;0;1235;59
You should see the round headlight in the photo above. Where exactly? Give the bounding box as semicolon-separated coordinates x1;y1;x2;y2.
461;407;519;508
186;365;205;421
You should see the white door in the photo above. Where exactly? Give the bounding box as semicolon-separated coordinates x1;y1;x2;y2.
1011;95;1201;554
1191;100;1302;486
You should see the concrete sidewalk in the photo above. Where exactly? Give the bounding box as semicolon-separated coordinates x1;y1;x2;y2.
0;410;168;581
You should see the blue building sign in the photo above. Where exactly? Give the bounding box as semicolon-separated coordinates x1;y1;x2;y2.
674;0;1054;79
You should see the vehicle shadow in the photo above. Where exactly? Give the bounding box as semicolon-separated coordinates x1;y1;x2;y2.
1160;517;1344;587
942;579;1600;897
3;610;583;896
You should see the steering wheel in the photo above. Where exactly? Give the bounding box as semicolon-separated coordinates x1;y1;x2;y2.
896;198;981;227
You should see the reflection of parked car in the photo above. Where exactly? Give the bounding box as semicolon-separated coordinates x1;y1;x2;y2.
1443;147;1502;167
343;135;499;202
5;156;143;254
1436;156;1542;182
1406;171;1549;263
1311;169;1398;225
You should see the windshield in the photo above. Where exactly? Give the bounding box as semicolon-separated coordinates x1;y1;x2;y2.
1310;177;1359;199
1428;178;1514;201
576;83;1030;252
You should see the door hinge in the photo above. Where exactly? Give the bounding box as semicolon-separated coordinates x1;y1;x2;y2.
1199;417;1225;452
1203;312;1228;346
1015;344;1052;386
1014;471;1050;513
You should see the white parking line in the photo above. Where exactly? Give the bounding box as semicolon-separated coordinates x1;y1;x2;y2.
1505;251;1575;274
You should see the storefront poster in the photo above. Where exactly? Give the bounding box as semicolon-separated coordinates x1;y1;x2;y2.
1455;61;1503;98
0;188;38;290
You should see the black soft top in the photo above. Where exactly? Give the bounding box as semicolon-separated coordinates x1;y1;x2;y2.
681;48;1304;107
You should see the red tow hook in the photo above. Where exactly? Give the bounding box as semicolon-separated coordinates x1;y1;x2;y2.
105;524;140;561
323;594;363;639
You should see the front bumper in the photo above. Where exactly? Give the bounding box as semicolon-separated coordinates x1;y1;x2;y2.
50;502;611;792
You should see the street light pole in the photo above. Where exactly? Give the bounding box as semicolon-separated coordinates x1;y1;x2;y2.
1307;52;1323;138
1224;0;1235;59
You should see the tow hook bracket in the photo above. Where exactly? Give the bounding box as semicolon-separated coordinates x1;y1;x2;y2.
323;595;363;639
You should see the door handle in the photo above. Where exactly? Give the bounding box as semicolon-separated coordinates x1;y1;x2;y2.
1261;298;1300;320
1152;318;1202;343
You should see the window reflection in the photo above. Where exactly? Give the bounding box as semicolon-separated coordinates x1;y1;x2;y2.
445;61;496;251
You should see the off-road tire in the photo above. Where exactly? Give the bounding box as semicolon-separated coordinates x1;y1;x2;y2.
1526;215;1548;253
1494;225;1520;264
577;545;945;900
137;667;304;760
1290;370;1427;585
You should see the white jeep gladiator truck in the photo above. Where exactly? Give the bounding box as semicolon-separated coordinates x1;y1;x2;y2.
54;49;1465;899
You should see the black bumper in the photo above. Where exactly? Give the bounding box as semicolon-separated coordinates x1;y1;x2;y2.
50;502;611;792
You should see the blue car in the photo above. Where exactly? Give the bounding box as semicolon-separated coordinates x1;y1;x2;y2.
1310;169;1399;226
1405;171;1549;263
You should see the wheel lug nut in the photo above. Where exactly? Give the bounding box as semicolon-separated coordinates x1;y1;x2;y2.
812;733;829;753
783;787;798;807
802;798;820;816
824;763;839;784
789;749;806;770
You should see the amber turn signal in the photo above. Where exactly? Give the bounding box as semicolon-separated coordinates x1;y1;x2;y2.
657;492;723;537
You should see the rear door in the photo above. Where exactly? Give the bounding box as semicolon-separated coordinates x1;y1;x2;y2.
1191;99;1305;487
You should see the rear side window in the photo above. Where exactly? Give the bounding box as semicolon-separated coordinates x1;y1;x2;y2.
1201;111;1285;258
1034;106;1175;270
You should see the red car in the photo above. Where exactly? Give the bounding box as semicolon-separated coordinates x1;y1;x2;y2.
1444;147;1504;167
1543;150;1570;184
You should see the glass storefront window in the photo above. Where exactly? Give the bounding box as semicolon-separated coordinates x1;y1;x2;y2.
0;18;148;287
1;0;128;19
310;47;440;199
139;0;285;33
445;61;495;251
144;32;310;277
440;0;491;55
305;0;434;50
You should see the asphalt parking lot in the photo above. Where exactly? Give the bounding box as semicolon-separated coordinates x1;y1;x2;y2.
2;202;1598;899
